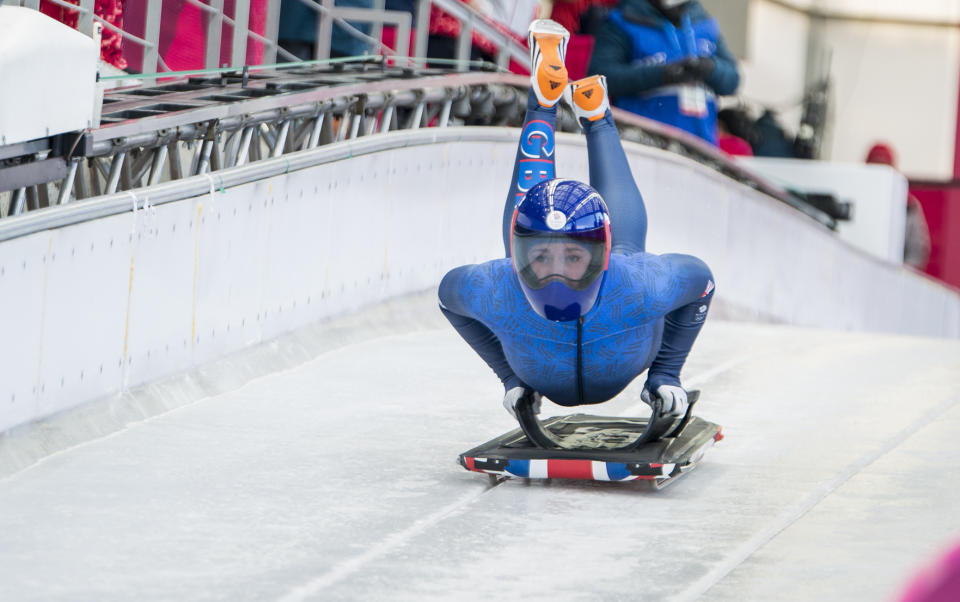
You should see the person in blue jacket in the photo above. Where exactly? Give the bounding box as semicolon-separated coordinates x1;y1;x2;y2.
439;19;715;420
587;0;740;145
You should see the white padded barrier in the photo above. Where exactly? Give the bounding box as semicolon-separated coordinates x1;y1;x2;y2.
0;7;99;144
0;127;958;434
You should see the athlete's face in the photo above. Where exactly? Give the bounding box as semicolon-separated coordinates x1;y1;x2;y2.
526;242;592;282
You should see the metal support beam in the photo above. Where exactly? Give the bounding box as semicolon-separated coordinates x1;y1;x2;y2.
211;136;224;171
231;0;250;69
57;160;79;205
380;104;395;134
414;0;430;67
406;99;425;129
259;123;277;150
371;0;385;47
120;152;133;191
205;0;225;69
77;0;95;36
304;113;325;150
148;144;168;186
142;0;163;77
105;152;126;194
271;120;291;158
168;142;183;181
290;119;309;150
223;129;240;167
0;158;70;193
263;0;283;65
130;149;154;186
349;114;362;139
438;98;453;128
234;127;254;167
10;188;26;217
316;0;334;60
88;158;102;197
496;45;511;71
250;127;263;163
456;18;473;71
76;160;90;200
337;113;352;141
195;140;214;175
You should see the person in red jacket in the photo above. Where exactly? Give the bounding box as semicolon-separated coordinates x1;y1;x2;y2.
865;142;930;270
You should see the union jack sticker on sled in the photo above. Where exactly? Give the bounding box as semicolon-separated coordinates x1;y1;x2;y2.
458;391;722;489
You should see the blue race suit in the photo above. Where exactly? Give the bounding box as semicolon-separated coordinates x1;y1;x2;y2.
588;0;739;145
438;91;714;406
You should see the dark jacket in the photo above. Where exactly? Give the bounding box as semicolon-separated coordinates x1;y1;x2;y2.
588;0;740;142
590;0;739;97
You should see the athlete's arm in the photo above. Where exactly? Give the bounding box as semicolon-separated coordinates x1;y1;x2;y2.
438;265;525;391
645;254;715;392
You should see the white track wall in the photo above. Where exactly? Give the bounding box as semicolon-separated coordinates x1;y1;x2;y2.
1;128;958;433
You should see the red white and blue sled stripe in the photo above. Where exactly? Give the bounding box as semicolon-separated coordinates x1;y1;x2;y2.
462;457;679;481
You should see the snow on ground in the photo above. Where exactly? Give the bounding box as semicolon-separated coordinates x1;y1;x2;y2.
1;297;959;601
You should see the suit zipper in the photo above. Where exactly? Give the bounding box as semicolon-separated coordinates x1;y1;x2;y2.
577;316;585;404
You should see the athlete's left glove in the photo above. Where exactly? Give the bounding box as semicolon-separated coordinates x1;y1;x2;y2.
502;386;542;419
641;382;688;417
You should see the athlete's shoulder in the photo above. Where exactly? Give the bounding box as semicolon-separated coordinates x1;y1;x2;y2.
442;258;512;286
609;250;656;281
613;251;709;277
438;259;514;315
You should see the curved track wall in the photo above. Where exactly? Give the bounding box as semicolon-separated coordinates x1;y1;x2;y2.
1;127;957;433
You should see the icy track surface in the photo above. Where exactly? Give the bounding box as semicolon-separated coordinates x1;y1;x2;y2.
2;299;960;602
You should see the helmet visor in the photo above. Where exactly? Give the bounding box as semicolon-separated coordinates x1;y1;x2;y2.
513;231;607;292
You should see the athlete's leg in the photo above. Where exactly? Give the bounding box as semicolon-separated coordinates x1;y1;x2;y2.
570;76;647;254
501;92;559;255
502;19;568;257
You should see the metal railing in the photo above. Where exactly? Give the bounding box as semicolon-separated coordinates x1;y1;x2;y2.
0;59;836;234
0;0;530;74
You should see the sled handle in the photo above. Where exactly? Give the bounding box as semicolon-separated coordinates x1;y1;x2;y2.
514;392;558;449
661;389;700;440
624;389;700;450
515;389;701;451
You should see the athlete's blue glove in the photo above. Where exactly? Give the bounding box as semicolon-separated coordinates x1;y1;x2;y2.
503;386;542;419
642;375;688;417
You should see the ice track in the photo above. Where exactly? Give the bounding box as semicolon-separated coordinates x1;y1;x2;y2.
2;294;959;602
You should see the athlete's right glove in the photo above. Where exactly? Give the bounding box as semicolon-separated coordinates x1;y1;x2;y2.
641;384;689;417
503;386;542;419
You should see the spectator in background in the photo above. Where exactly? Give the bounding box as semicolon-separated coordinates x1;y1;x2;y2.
716;107;753;156
865;142;931;270
549;0;617;36
750;109;797;158
587;0;739;145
